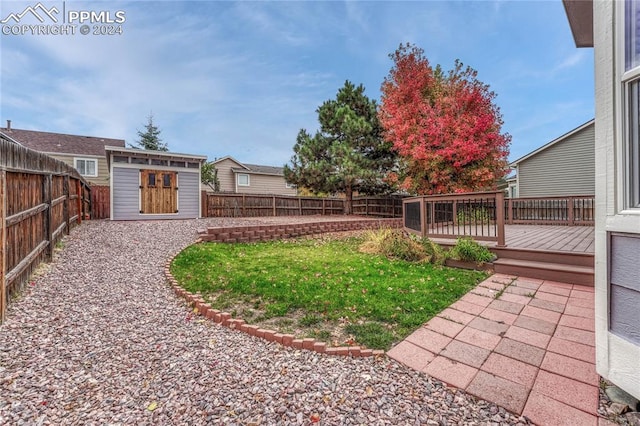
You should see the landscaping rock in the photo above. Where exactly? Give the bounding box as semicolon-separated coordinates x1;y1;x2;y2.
0;217;530;425
606;385;640;411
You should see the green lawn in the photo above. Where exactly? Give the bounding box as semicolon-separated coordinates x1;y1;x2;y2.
170;235;487;349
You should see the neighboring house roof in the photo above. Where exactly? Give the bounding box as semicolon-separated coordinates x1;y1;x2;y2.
0;127;125;157
211;155;285;177
233;164;285;177
509;119;595;167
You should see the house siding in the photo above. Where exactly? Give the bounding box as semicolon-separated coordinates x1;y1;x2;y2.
517;123;595;197
111;167;200;220
49;154;110;186
214;158;240;192
239;173;297;195
211;158;296;195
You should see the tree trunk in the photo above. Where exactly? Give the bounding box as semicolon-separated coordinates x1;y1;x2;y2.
344;185;353;215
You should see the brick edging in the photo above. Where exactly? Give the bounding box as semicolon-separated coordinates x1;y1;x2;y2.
163;224;390;358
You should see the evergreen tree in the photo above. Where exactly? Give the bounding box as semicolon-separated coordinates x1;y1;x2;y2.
284;81;396;214
131;113;168;151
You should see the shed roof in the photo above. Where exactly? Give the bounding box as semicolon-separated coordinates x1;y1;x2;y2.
510;119;594;167
105;146;207;169
0;127;125;157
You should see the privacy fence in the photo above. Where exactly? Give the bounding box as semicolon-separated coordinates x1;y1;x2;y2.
0;138;91;322
201;193;404;218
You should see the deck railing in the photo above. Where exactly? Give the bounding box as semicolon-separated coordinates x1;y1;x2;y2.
505;195;594;225
403;191;506;247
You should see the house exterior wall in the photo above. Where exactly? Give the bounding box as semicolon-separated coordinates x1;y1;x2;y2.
111;166;201;220
517;123;595;197
212;158;297;195
213;158;239;192
237;173;297;195
48;153;109;186
593;0;640;400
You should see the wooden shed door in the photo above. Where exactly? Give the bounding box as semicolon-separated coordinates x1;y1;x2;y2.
140;170;178;214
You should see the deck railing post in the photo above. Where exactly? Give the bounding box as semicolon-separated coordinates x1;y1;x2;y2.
420;199;427;238
507;198;513;225
495;191;506;247
567;196;575;225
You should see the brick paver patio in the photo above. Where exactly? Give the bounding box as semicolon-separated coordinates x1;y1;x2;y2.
388;274;601;426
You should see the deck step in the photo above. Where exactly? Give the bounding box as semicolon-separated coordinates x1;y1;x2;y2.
493;258;594;287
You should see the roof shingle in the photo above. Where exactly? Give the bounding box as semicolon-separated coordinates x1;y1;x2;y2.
0;128;125;157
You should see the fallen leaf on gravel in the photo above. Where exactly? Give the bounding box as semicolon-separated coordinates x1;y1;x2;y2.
310;413;320;423
147;401;158;411
208;339;217;348
365;386;373;396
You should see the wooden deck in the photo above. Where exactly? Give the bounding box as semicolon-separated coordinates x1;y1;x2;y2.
504;224;594;253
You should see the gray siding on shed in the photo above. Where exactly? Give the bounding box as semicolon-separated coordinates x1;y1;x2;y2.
517;123;595;197
112;167;201;220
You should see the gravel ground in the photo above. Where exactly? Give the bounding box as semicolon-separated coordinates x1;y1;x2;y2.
0;218;531;425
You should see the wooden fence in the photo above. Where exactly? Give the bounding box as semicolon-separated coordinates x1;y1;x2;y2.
0;138;91;322
90;185;110;219
201;192;404;218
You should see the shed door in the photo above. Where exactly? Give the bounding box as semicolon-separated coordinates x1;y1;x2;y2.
140;170;178;214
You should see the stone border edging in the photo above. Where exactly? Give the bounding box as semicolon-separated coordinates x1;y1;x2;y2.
163;220;400;358
197;217;402;243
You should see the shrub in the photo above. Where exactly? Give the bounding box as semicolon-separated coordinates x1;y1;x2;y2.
360;228;427;262
420;237;447;265
448;237;494;263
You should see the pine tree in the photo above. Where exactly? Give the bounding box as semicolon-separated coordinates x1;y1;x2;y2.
131;113;168;151
284;81;396;214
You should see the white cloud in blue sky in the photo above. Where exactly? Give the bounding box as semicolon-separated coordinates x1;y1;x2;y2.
0;0;594;166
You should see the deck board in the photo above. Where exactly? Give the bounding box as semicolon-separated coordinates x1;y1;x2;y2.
505;225;594;253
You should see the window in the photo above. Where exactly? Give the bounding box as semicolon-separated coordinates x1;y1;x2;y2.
623;0;640;208
170;161;186;168
163;174;172;187
131;157;148;165
151;159;167;166
148;173;156;187
74;158;98;177
113;155;128;163
285;182;296;189
237;173;249;186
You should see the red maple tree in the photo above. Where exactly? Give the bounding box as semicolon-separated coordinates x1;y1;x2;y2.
379;43;511;195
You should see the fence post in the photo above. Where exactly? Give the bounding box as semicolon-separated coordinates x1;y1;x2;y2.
322;199;326;216
495;191;506;247
365;198;369;216
44;174;53;261
299;197;302;215
76;179;82;224
272;196;276;216
63;175;70;235
0;170;6;323
242;193;246;217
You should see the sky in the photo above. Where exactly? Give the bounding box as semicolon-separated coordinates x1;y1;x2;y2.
0;0;594;168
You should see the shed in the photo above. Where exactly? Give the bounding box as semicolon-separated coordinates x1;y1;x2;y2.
105;146;207;220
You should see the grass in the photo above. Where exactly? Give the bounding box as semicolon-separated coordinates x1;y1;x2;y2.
171;235;488;350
